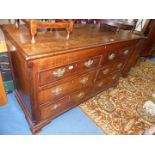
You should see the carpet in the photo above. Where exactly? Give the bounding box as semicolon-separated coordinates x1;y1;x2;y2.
79;60;155;135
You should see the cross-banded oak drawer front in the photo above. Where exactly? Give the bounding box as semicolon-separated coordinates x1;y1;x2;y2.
38;70;96;104
39;55;101;86
96;60;124;81
40;96;71;120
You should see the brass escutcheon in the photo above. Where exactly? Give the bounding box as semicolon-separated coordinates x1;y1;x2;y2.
51;87;62;95
52;68;65;77
84;59;93;67
103;68;109;74
80;76;89;85
78;92;85;98
51;104;60;110
123;49;129;55
117;63;122;69
108;53;115;60
98;81;103;87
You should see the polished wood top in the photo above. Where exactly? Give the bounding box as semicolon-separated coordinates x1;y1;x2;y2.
2;24;143;60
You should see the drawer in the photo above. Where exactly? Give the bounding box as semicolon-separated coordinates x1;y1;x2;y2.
34;46;105;70
102;44;134;66
118;46;133;58
105;40;136;51
70;88;90;105
39;55;101;86
38;70;96;104
94;72;120;92
96;60;124;81
40;96;71;120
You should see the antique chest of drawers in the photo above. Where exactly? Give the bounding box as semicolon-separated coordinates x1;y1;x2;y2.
2;24;143;134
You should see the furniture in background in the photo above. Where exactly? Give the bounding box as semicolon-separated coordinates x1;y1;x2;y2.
100;19;138;32
2;23;143;134
140;19;155;57
15;19;74;43
0;71;7;105
0;27;14;94
0;52;14;93
74;19;99;24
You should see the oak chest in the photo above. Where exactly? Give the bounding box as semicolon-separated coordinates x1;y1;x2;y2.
2;24;143;134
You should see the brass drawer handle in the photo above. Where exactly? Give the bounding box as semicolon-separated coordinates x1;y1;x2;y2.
80;76;89;85
108;53;115;60
117;63;123;69
112;75;117;80
51;87;62;95
84;59;93;68
98;81;103;87
103;68;109;75
123;50;129;55
51;104;61;110
52;68;65;78
77;92;85;98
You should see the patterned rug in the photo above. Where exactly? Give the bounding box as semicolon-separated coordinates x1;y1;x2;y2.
79;60;155;135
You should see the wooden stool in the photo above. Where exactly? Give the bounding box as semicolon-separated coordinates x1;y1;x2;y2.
15;19;74;44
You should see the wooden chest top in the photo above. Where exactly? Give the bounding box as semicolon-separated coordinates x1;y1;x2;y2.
2;24;143;60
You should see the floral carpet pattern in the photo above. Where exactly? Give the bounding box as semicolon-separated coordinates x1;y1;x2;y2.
79;60;155;134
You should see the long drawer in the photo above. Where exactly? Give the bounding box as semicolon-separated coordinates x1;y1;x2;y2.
38;70;96;104
39;55;101;86
34;46;105;70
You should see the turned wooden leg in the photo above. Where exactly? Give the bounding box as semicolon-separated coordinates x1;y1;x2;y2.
29;20;37;44
15;19;19;28
31;35;36;44
66;32;70;40
66;20;74;40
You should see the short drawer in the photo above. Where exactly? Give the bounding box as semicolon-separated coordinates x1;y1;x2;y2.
38;70;96;104
39;55;101;86
102;43;134;66
96;60;124;81
40;96;71;120
70;88;90;105
118;47;133;58
94;72;121;92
